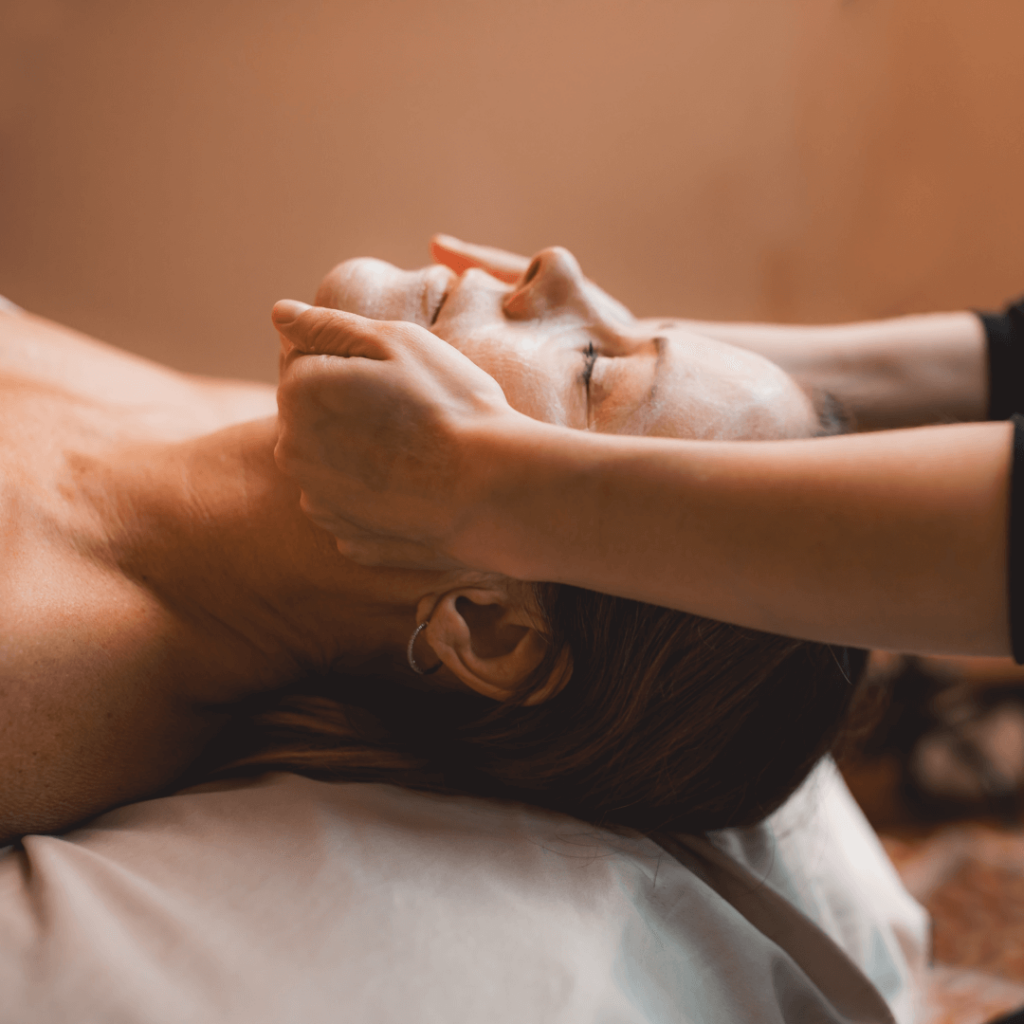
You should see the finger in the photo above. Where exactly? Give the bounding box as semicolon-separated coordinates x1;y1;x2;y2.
335;534;465;571
430;234;530;284
271;299;314;326
271;301;413;360
296;499;464;570
313;510;455;569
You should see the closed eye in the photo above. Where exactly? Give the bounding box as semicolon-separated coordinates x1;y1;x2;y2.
580;341;598;391
429;287;449;327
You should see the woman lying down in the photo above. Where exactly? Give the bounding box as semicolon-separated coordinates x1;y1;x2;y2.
0;247;862;846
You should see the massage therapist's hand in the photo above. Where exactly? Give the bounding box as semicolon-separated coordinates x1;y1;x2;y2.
430;235;985;431
273;300;527;571
431;234;634;326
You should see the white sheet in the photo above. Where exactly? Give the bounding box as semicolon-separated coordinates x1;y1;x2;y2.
0;758;927;1024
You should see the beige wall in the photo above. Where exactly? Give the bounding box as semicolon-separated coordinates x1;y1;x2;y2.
2;0;1023;382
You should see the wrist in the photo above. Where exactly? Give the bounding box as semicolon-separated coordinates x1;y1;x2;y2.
458;414;592;581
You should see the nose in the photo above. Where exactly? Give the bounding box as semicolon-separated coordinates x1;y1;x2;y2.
503;246;589;320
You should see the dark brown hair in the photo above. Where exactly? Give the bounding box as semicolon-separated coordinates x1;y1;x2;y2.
202;582;865;836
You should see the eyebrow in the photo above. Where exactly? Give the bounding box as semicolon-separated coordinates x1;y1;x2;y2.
811;389;853;437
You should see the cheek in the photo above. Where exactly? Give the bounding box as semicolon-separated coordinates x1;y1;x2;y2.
456;337;572;426
434;281;582;428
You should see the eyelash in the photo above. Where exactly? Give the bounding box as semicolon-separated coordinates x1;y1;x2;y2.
581;342;598;390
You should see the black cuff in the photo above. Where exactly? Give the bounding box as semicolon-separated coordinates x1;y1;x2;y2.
1009;414;1024;663
981;298;1024;420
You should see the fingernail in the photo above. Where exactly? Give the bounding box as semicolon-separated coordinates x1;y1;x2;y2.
272;299;312;327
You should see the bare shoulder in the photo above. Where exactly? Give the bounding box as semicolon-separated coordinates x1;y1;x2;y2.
0;558;225;843
0;304;274;841
0;305;276;436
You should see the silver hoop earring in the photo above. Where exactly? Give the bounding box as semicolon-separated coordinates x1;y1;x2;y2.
407;620;442;676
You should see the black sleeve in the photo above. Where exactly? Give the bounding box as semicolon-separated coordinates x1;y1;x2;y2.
980;301;1024;661
1009;414;1024;663
980;298;1024;420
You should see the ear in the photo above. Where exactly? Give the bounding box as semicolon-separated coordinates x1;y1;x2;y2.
418;585;570;706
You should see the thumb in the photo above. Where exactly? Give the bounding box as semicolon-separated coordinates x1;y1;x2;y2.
271;299;314;327
271;301;394;360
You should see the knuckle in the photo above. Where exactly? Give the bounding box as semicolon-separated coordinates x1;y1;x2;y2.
299;314;336;354
335;539;376;565
274;386;310;428
273;427;313;474
297;490;323;517
273;436;299;473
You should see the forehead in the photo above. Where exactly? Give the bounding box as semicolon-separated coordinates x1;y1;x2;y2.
617;329;820;440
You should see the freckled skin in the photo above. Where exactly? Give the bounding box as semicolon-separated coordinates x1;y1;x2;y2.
0;310;282;838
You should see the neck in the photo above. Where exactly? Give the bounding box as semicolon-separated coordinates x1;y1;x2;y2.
99;416;440;704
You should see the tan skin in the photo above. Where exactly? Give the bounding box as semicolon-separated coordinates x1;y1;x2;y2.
275;237;1007;658
0;252;816;842
427;235;988;433
0;311;541;841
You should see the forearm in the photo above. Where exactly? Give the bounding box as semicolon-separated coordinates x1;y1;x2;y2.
473;419;1012;657
641;312;987;432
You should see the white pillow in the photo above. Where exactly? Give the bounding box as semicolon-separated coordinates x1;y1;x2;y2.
0;760;925;1024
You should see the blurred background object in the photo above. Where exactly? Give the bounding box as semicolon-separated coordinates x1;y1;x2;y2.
2;0;1024;381
839;655;1024;830
838;654;1024;1024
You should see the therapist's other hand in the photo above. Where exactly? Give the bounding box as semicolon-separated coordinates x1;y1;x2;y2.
430;234;634;326
273;300;518;570
430;235;530;283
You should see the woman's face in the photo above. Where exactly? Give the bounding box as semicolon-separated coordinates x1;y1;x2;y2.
315;248;817;440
